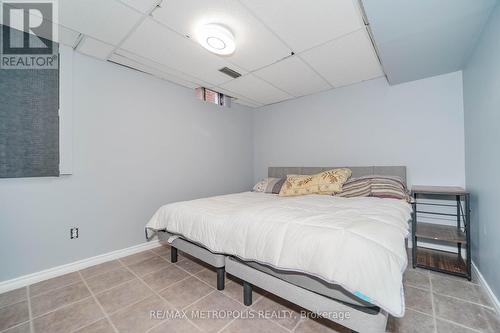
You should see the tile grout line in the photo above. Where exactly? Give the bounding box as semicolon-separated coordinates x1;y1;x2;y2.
28;271;145;320
290;315;304;332
152;254;255;332
248;296;297;333
69;317;111;333
219;282;264;307
189;268;223;290
77;271;119;333
0;299;27;312
82;275;136;300
0;321;30;333
174;261;208;276
407;269;494;309
404;282;431;292
79;261;124;280
29;278;83;299
154;275;194;296
214;281;286;332
181;290;217;311
27;295;95;321
126;265;207;333
214;315;237;333
431;291;496;310
104;289;155;318
122;262;206;333
434;316;483;333
406;307;435;318
26;285;34;333
429;273;438;333
3;250;205;333
7;247;498;333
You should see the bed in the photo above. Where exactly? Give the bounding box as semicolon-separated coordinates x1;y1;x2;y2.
145;166;411;333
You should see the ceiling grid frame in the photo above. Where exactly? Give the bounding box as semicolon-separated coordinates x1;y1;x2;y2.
34;0;390;107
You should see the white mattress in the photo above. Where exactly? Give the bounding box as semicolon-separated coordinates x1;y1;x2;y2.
146;192;412;317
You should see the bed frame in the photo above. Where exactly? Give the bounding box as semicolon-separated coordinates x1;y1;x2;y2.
155;166;407;333
157;231;226;290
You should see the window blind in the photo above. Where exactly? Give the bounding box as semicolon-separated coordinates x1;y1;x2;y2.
0;25;59;178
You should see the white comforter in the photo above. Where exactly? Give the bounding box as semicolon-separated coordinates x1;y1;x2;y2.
146;192;412;317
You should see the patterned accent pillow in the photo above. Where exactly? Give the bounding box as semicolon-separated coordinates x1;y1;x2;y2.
316;168;352;195
252;177;285;194
279;174;319;196
279;168;352;197
336;175;410;202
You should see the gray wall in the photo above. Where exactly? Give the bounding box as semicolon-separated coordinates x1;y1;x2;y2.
463;3;500;299
0;51;469;283
253;72;465;187
0;51;254;281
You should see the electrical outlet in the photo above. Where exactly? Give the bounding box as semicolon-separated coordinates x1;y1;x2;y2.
70;227;79;239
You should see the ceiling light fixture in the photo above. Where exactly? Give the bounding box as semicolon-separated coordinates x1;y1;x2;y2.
197;24;235;55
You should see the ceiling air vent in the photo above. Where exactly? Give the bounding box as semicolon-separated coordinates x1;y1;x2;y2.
219;67;241;79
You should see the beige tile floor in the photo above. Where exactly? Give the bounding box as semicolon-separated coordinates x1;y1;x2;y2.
1;245;499;333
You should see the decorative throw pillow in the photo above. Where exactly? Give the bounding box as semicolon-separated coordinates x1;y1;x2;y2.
279;168;352;196
316;168;353;195
252;177;286;194
279;174;319;196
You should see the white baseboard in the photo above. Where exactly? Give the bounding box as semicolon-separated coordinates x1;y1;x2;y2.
472;262;500;314
0;240;161;294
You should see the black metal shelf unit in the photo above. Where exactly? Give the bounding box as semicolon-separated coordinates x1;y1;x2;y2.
411;186;471;280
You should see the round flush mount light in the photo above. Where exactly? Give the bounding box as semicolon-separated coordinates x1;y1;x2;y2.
197;24;235;55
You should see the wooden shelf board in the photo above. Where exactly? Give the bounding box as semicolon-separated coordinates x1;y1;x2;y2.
416;222;466;244
411;185;468;195
416;247;467;275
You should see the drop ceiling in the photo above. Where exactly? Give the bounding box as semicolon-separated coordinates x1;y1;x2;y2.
3;0;385;107
362;0;498;85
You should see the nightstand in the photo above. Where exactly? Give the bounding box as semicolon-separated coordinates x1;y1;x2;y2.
411;186;471;280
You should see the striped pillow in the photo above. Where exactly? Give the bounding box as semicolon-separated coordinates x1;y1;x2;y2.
336;175;410;201
335;177;372;198
252;177;285;194
370;176;410;201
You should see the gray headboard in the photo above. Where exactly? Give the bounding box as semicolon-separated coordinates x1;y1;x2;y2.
268;166;407;185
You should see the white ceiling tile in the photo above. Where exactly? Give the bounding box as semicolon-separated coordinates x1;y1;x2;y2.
114;49;212;87
119;0;159;13
121;18;245;86
58;0;142;44
152;0;291;71
77;37;115;60
240;0;364;52
254;56;331;97
155;72;199;89
219;74;292;105
58;26;81;48
108;53;154;74
301;29;384;88
233;98;262;108
108;53;199;88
